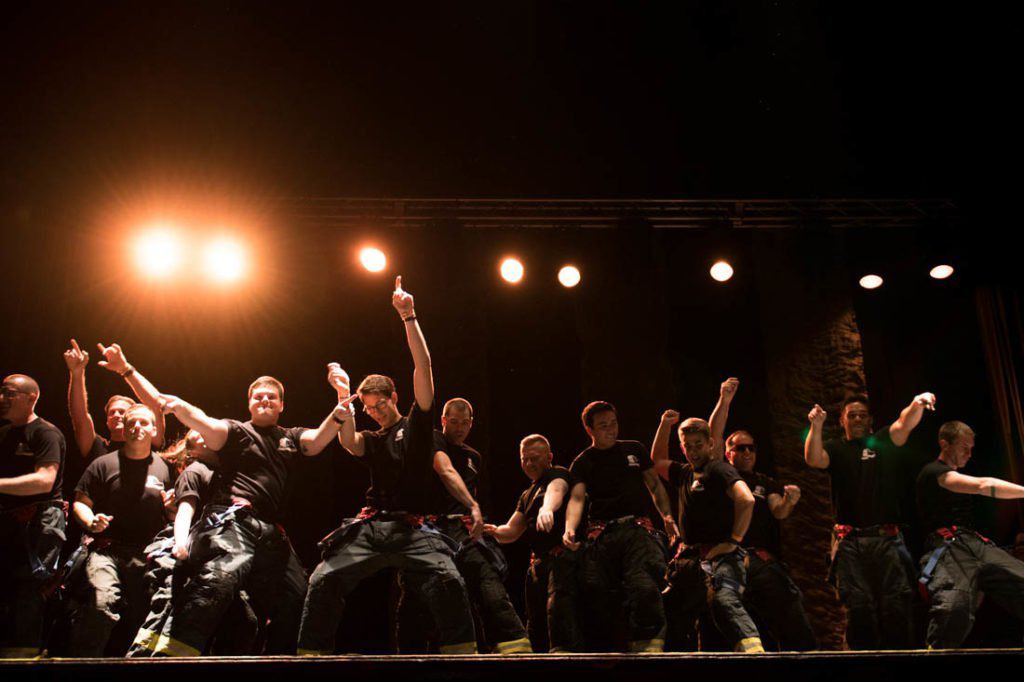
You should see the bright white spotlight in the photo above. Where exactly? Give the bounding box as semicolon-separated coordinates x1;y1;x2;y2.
500;257;524;284
929;264;954;280
203;238;248;283
558;265;581;288
709;260;734;282
359;247;387;273
859;274;884;290
133;228;183;278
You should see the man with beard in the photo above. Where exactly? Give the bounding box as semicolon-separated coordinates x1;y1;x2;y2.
805;392;935;649
299;277;477;656
0;374;66;658
486;434;582;652
68;403;176;656
916;421;1024;648
652;403;762;653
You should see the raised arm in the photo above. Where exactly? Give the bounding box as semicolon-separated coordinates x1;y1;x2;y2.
767;484;801;520
484;511;528;544
300;394;357;457
938;470;1024;499
96;342;167;448
804;404;830;469
889;392;937;446
158;395;231;451
392;276;433;412
709;377;739;457
651;410;679;481
433;450;484;538
327;363;365;457
64;339;97;457
562;481;587;551
644;467;680;544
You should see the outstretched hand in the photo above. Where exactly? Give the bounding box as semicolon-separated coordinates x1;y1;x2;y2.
96;342;129;374
914;392;937;411
158;394;184;416
63;339;89;372
808;404;827;427
392;275;415;317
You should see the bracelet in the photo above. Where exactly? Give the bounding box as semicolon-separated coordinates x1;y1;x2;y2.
402;314;417;323
331;413;348;426
726;537;741;545
119;365;135;378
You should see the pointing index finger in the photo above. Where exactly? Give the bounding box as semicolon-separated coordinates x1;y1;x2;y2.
394;275;402;292
71;338;81;352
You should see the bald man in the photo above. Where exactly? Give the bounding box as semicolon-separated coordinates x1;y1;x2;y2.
1;374;67;658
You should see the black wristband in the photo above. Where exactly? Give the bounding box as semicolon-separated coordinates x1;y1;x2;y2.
726;537;741;545
119;365;135;378
402;314;417;322
331;413;347;426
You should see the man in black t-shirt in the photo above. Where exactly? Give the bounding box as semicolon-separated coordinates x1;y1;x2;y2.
486;434;582;652
155;365;349;656
805;392;935;649
563;401;678;652
68;403;176;656
916;421;1024;648
299;277;476;655
0;374;66;658
399;398;529;653
652;398;762;653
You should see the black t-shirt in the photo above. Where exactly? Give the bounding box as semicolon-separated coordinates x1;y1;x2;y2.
515;465;574;554
210;420;308;523
916;459;975;531
669;458;743;545
0;418;65;511
175;460;218;507
75;449;175;546
824;427;904;526
569;440;654;521
359;402;434;512
429;430;482;515
86;434;123;461
739;470;784;554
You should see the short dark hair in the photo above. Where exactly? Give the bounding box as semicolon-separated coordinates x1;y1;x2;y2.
581;401;616;429
841;394;870;416
357;374;396;398
520;434;551;452
938;421;974;446
679;418;711;440
104;394;136;414
248;376;284;401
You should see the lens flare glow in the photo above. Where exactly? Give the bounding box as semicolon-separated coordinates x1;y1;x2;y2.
558;265;581;288
929;264;954;280
859;274;884;290
710;260;734;282
202;238;248;283
359;247;387;272
500;258;524;284
133;228;183;278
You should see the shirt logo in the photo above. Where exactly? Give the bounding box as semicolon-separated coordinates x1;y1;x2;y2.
278;437;298;453
626;454;640;467
13;443;34;457
145;475;166;491
467;459;478;474
753;485;766;499
395;428;405;442
861;448;877;461
690;478;704;493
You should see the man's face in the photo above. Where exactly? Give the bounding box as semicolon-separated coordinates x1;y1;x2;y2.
943;434;975;469
125;410;157;443
840;402;873;440
106;400;133;436
727;434;757;473
360;391;398;428
520;442;553;481
681;430;714;469
442;408;473;446
0;379;32;420
248;386;283;424
587;410;619;448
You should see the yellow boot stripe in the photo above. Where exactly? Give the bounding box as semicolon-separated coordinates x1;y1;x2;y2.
495;637;533;654
297;648;332;656
736;637;764;653
439;641;478;654
152;633;201;657
0;647;41;659
132;628;159;652
629;638;665;653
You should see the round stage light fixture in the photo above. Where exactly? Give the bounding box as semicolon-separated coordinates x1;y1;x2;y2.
709;260;734;282
500;257;524;284
558;265;581;288
929;264;954;280
203;237;248;283
133;228;183;279
359;247;387;273
859;274;884;290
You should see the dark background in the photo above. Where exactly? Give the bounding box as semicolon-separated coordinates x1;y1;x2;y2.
2;2;1021;650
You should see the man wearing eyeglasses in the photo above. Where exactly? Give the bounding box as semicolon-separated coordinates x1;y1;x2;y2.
298;276;476;655
1;374;66;658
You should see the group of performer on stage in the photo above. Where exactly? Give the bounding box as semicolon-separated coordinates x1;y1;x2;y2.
3;276;1024;657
